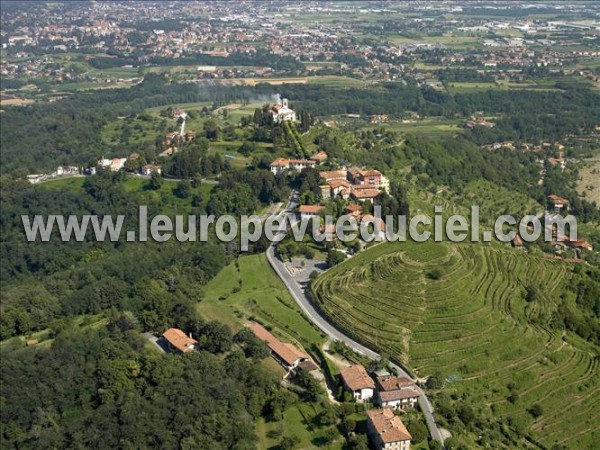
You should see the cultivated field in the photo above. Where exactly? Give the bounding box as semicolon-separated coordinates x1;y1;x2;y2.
312;241;599;449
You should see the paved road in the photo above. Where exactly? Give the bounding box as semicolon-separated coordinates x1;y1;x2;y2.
266;194;445;445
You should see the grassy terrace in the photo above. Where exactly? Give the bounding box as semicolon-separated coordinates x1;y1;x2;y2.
311;241;599;449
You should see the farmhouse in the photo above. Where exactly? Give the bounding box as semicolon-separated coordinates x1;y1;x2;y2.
299;204;325;220
340;364;375;402
270;158;316;175
366;408;412;450
376;375;420;410
548;194;569;211
247;322;308;371
162;328;198;354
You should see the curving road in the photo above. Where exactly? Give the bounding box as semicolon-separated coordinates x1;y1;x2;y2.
266;194;444;445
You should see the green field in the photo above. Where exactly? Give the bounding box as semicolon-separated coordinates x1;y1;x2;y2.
197;254;325;348
256;403;344;450
311;241;599;449
198;254;345;448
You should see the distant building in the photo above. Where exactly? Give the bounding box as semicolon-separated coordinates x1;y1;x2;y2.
141;164;161;175
98;158;127;172
340;364;375;402
548;194;569;211
366;408;412;450
299;204;325;220
270;158;315;175
270;98;296;123
162;328;198;354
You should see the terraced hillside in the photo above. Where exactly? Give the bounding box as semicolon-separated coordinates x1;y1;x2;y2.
312;241;599;449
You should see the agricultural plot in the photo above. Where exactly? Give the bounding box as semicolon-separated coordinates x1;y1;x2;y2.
312;241;599;449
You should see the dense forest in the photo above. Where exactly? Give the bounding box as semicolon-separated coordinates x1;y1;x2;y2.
1;319;282;449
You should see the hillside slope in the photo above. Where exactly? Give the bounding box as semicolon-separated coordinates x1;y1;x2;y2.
312;241;599;449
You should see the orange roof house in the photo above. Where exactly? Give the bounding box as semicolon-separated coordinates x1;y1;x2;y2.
247;322;308;370
319;170;347;182
366;408;412;450
376;375;414;391
162;328;198;353
376;375;420;410
548;194;569;208
352;187;381;202
340;364;375;401
299;204;325;217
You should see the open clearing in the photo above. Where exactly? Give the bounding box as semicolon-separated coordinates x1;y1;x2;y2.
312;241;599;449
577;158;600;205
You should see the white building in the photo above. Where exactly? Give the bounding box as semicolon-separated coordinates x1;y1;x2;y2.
270;158;315;175
270;98;296;123
340;364;375;402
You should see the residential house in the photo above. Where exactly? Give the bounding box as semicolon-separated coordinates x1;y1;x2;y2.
141;164;161;175
340;364;375;402
328;179;352;199
548;194;569;212
366;408;412;450
346;203;364;216
270;158;316;175
319;170;347;183
247;322;308;371
351;186;381;203
299;204;325;220
376;375;420;410
162;328;198;353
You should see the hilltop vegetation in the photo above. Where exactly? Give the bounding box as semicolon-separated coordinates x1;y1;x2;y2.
312;241;600;449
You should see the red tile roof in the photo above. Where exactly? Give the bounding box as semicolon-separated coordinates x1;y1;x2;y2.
320;170;347;181
162;328;198;353
299;205;325;214
329;179;351;189
247;323;308;366
379;388;420;403
548;194;569;205
377;375;415;391
352;188;380;199
340;364;375;391
367;408;412;443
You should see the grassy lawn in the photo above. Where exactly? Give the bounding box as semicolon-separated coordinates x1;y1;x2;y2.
197;254;326;349
311;240;598;449
256;403;344;450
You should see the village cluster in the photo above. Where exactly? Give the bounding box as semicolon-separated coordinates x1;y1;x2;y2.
161;322;418;450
